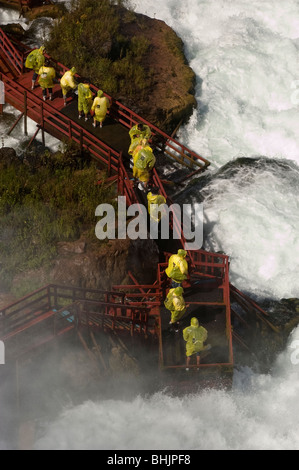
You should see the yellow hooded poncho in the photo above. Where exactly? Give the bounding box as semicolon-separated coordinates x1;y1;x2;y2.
38;65;56;89
60;67;77;96
128;123;151;155
147;191;166;222
183;318;208;357
78;83;93;114
25;46;45;73
164;287;186;323
165;250;188;283
91;90;110;123
133;145;156;183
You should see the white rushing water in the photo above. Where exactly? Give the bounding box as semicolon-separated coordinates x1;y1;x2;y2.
0;8;61;151
33;325;299;450
1;0;299;451
0;7;29;28
131;0;299;301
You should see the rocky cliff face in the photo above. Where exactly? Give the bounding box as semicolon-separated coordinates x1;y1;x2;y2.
50;237;159;291
3;236;159;307
117;13;197;133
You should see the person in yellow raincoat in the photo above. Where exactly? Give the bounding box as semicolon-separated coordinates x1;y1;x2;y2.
183;317;210;369
165;249;188;287
91;89;110;128
132;141;156;190
129;123;151;156
78;80;93;121
38;59;56;101
60;67;77;106
164;286;187;331
25;46;46;90
147;186;166;222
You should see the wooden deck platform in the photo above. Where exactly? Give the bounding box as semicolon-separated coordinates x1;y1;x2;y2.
14;69;132;161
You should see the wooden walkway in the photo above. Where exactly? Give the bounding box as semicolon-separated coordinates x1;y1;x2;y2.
0;27;237;385
0;25;211;179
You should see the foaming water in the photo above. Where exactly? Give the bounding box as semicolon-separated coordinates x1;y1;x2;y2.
0;7;30;28
201;159;299;299
0;105;61;154
33;325;299;450
132;0;299;300
132;0;299;167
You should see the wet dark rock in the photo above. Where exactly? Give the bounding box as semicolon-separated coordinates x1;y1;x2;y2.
57;240;87;256
49;237;159;291
0;23;26;41
261;297;299;334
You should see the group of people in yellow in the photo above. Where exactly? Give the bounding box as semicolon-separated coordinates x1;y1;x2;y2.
128;124;168;225
25;46;110;128
128;123;156;192
164;249;210;369
25;48;210;370
127;127;211;369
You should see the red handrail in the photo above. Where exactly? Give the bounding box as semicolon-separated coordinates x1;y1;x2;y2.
0;28;24;75
18;35;210;171
1;73;121;171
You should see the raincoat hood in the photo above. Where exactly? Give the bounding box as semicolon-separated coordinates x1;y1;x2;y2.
174;287;184;296
178;249;187;258
191;317;199;327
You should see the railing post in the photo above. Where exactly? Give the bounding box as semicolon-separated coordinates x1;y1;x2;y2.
72;286;76;303
53;309;56;337
21;52;24;74
105;293;108;317
47;285;51;311
54;285;57;310
24;90;27;136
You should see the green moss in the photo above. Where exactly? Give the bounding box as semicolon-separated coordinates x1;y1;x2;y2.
164;30;186;62
45;0;152;98
0;143;116;289
10;275;48;300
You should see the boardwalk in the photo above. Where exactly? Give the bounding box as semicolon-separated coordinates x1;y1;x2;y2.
0;26;211;181
0;26;237;387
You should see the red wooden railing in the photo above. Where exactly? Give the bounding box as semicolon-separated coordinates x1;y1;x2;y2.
0;27;24;75
107;100;210;171
117;154;138;205
0;283;156;341
0;26;236;373
0;25;210;171
1;72;121;173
